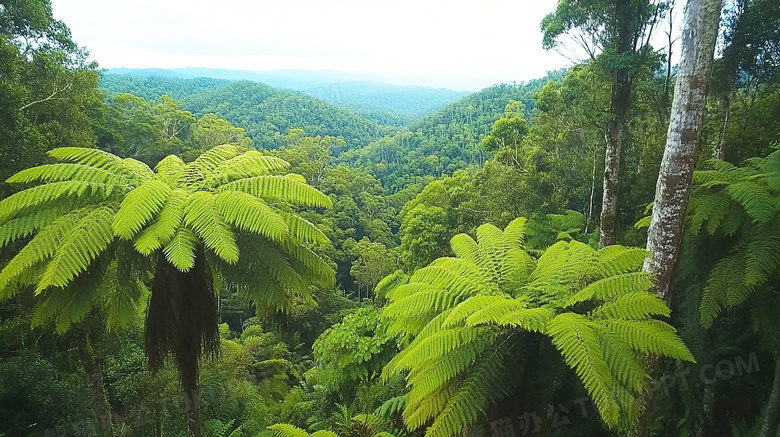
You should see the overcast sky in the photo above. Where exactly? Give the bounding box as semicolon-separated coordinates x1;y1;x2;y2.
51;0;578;90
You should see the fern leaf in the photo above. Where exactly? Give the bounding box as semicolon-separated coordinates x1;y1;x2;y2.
590;292;670;320
113;179;172;239
218;175;332;208
567;272;654;305
133;188;189;254
163;227;199;271
725;181;775;223
36;207;116;292
0;209;89;294
547;313;619;427
0;181;116;224
184;191;239;264
424;346;511;437
214;191;289;243
284;213;328;244
375;270;408;301
592;246;651;279
0;206;69;249
600;319;694;361
450;233;480;263
7;164;122;185
268;424;310;437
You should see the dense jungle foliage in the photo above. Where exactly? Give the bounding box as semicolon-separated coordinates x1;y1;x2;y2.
1;0;780;436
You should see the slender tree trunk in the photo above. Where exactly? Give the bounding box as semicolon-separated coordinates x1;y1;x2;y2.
713;94;732;160
78;329;115;437
599;0;634;247
759;357;780;437
632;0;722;435
183;373;201;437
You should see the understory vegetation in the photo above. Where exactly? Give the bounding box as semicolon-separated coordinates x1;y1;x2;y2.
1;0;780;436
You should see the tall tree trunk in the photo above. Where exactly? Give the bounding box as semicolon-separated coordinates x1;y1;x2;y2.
643;0;721;303
632;0;722;435
759;357;780;437
599;0;634;247
78;329;115;437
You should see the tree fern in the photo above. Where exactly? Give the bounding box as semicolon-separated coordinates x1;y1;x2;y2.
689;151;780;327
380;218;693;437
0;145;334;436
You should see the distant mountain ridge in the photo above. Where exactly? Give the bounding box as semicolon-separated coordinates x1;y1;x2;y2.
104;68;471;119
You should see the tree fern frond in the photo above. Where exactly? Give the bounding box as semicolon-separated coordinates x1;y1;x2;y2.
215;191;289;243
725;181;775;223
215;151;291;179
113;179;172;239
0;208;90;293
36;207;116;292
503;217;527;247
375;270;408;301
409;264;494;300
0;181;117;224
268;424;310;437
163;227;199;271
376;395;408;418
547;313;619;427
7;164;123;185
218;175;332;208
567;272;654;305
0;206;69;249
384;288;465;324
403;383;456;430
475;223;512;284
133;188;189;254
189;144;239;174
424;347;511;437
450;234;479;263
743;230;780;288
392;327;498;373
284;213;329;244
597;330;648;393
600;319;694;361
277;238;335;288
700;254;744;327
184;191;239;264
154;155;186;182
590;292;670;320
592;246;650;279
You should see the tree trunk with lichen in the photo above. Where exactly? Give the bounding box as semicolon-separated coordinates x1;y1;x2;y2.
632;0;722;434
643;0;721;303
598;0;634;247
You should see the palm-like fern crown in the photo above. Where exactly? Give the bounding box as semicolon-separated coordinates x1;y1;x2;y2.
380;218;693;437
689;150;780;326
0;146;335;331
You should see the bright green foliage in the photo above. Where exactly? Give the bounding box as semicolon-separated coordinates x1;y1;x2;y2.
479;100;528;152
689;150;780;326
0;145;334;331
269;414;394;437
309;307;397;392
381;218;693;437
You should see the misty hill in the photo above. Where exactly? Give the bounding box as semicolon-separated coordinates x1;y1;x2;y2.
100;75;395;151
340;72;566;190
103;68;470;120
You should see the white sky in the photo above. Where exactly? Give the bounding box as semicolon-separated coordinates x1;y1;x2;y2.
50;0;579;90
